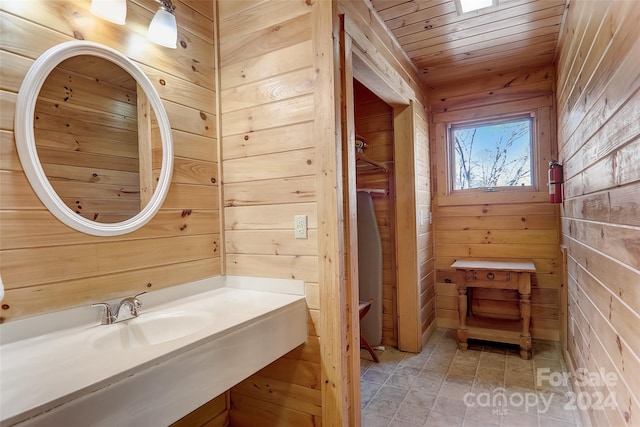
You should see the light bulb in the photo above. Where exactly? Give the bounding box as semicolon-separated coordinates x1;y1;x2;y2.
147;7;177;49
90;0;127;25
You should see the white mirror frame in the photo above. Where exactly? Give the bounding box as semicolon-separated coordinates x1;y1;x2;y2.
15;40;173;236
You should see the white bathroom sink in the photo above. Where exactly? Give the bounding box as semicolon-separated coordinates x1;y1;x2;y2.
88;311;215;350
0;276;307;426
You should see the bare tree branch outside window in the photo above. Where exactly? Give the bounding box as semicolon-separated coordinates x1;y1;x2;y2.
451;118;533;190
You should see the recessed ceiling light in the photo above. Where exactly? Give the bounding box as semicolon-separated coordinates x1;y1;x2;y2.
455;0;498;14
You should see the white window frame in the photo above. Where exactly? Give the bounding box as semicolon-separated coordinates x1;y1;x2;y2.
447;112;538;195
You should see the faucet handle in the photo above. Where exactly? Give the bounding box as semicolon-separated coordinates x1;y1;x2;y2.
121;292;146;316
132;292;146;309
92;302;114;325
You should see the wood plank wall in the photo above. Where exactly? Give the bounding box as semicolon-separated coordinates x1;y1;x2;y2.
171;391;229;427
353;80;397;347
555;1;640;425
415;100;435;344
429;65;562;341
34;56;143;223
217;1;322;426
0;0;220;321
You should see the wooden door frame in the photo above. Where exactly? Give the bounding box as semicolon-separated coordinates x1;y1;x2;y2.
315;2;351;426
393;102;421;353
318;9;423;425
339;17;361;426
342;16;422;354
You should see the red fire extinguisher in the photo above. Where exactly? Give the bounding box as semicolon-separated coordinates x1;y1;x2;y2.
548;160;563;204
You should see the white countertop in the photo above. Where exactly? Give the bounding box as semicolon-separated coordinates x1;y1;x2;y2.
0;276;307;425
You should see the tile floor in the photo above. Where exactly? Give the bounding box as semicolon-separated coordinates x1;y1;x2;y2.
360;328;581;427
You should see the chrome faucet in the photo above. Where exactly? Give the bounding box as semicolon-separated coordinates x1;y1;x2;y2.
92;292;146;325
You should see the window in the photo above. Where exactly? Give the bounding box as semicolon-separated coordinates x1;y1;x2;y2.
449;115;534;191
454;0;498;14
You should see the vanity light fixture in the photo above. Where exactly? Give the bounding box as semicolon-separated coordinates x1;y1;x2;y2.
147;0;177;49
90;0;127;25
454;0;498;14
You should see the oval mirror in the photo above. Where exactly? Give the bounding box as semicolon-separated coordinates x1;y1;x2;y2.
15;41;173;236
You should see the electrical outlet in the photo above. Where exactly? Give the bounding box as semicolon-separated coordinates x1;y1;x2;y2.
294;215;307;239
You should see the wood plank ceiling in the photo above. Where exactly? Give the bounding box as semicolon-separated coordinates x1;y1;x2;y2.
369;0;569;87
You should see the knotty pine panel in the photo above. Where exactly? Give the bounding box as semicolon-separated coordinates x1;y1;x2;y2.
223;176;315;207
173;130;218;163
431;71;555;115
435;242;559;259
170;391;229;427
223;148;315;183
218;12;311;68
217;0;261;21
222;121;314;160
0;208;218;250
2;257;220;321
218;0;311;41
564;238;640;317
171;157;218;186
556;2;640;425
435;229;559;245
390;1;563;42
568;272;639;426
230;393;319;427
225;229;318;256
562;218;639;270
219;2;321;425
221;94;314;137
1;234;219;289
226;254;319;284
162;98;216;138
221;67;314;114
563;183;640;227
285;335;321;364
557;2;637;143
219;40;313;91
231;374;322;417
162;182;218;210
35;131;139;161
567;259;640;423
225;203;317;230
436;213;559;231
0;0;220;324
38;66;137;119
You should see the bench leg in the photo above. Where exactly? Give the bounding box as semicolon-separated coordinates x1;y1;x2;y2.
360;335;379;363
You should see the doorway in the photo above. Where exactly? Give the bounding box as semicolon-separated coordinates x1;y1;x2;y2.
353;80;398;349
338;15;422;426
